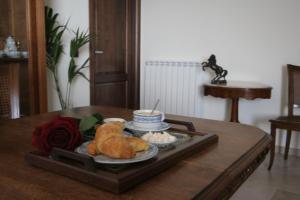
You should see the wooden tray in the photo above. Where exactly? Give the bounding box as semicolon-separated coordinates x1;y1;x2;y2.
25;119;218;194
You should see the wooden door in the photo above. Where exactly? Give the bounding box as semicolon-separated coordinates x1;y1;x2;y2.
26;0;47;114
89;0;140;109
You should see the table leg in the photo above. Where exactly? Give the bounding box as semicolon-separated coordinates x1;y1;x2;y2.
284;130;292;160
230;98;239;123
9;63;20;119
268;124;276;170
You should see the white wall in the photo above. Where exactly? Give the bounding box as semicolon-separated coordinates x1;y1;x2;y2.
45;0;300;150
141;0;300;149
45;0;90;111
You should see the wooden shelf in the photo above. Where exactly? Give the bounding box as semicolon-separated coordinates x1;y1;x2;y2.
0;57;28;63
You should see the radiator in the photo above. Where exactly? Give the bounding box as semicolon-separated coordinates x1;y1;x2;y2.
141;60;203;117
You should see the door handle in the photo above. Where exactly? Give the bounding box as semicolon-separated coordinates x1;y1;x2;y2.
95;50;104;54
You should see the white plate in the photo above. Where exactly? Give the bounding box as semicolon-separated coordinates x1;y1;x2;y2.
75;141;158;164
125;121;171;133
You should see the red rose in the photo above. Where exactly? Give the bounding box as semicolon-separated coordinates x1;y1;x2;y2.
32;116;82;155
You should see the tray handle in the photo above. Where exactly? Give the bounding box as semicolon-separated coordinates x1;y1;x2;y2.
51;148;96;172
164;119;196;132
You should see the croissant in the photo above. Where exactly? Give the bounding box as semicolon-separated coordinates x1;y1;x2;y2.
100;136;136;159
95;122;123;140
126;136;149;152
87;140;97;156
86;122;148;159
94;122;123;152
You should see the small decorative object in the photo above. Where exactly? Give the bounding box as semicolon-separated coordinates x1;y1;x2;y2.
4;35;17;53
32;116;82;155
202;54;228;84
0;50;4;58
7;50;21;58
21;51;29;58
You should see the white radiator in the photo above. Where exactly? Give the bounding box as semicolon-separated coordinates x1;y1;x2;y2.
141;60;203;117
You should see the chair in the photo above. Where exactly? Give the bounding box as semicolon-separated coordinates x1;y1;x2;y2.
268;64;300;170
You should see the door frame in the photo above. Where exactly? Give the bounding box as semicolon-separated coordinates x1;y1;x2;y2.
89;0;141;109
26;0;47;114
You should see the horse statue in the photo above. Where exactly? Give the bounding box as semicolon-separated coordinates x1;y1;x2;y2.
202;54;228;84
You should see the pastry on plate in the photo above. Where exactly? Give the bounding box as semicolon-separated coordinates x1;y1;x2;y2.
87;140;97;156
86;122;148;159
100;136;136;159
95;122;123;151
126;136;149;152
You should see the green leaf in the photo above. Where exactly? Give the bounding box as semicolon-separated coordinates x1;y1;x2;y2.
69;29;91;57
92;113;103;122
68;58;77;83
82;128;97;141
80;113;103;141
79;116;99;132
77;72;89;82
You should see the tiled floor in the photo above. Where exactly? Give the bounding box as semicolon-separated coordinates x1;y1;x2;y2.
231;153;300;200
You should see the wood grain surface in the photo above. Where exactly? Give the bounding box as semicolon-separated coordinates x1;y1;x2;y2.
0;106;271;200
89;0;140;109
204;81;272;100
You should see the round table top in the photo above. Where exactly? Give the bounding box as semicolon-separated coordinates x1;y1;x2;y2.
203;81;272;100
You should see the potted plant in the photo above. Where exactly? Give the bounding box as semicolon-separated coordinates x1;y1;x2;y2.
45;6;91;110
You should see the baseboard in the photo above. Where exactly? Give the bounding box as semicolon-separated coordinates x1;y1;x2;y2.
276;146;300;157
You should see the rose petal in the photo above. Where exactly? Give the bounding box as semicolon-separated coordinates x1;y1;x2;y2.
48;129;70;147
32;116;82;155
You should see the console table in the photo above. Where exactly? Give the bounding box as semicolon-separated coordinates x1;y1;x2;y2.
203;81;272;123
0;57;28;118
0;106;271;199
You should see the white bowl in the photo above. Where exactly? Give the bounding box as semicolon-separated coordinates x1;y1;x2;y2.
133;121;162;129
141;132;177;148
103;118;126;124
149;139;177;148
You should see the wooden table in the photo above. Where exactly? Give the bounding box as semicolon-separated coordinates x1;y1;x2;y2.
204;81;272;123
0;106;271;200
